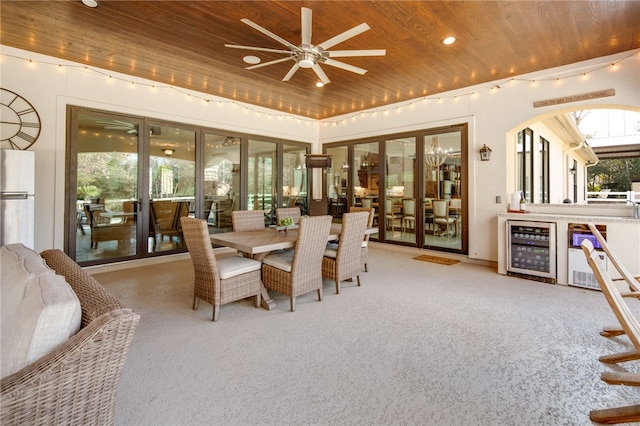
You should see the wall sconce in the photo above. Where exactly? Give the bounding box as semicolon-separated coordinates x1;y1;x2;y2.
569;165;577;175
479;144;492;161
162;148;174;156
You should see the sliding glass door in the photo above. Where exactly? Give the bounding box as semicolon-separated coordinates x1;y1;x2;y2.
384;137;416;244
326;145;348;221
203;133;241;233
423;130;463;251
353;142;379;238
147;122;196;254
322;124;467;254
281;144;309;215
71;111;142;264
248;139;276;225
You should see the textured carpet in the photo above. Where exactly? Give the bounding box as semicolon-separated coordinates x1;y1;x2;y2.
93;245;640;426
413;254;460;265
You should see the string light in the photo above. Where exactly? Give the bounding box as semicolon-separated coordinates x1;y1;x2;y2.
3;50;637;127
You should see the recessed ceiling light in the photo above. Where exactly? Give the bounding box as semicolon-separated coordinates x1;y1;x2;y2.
442;36;456;45
81;0;100;8
315;82;324;88
243;55;261;65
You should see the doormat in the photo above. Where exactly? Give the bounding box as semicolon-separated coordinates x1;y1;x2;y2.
412;254;460;266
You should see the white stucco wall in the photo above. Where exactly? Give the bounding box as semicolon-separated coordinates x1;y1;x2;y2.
318;49;640;262
1;45;638;262
0;46;320;252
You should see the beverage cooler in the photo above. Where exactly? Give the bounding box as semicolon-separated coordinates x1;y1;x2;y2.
507;220;557;283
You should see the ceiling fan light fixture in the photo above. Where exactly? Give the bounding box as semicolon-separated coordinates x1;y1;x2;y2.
243;55;261;65
298;52;316;68
81;0;100;8
442;36;456;45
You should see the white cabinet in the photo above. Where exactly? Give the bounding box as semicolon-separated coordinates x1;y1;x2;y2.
498;212;640;286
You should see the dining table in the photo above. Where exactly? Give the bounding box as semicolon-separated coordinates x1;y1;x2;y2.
211;222;376;310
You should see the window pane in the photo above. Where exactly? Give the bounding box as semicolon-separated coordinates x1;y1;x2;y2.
204;134;240;232
326;146;348;221
353;142;379;238
385;137;416;244
248;139;276;225
148;124;196;254
282;144;308;215
75;113;139;263
424;131;462;251
539;137;549;203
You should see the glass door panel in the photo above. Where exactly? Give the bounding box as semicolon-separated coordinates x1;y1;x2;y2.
248;139;276;226
326;146;348;221
204;134;241;233
74;112;140;263
384;137;416;244
353;142;379;238
423;131;462;251
148;123;196;254
282;144;308;215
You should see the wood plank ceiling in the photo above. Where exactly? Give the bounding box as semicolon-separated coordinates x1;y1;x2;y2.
1;1;639;119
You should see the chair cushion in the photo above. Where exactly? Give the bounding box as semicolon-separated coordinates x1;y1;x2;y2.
217;255;262;279
434;218;455;224
326;242;338;251
1;244;82;379
324;247;338;259
262;250;294;272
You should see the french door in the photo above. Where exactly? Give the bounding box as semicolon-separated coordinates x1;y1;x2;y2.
69;110;143;264
323;124;467;254
67;110;199;265
66;107;311;266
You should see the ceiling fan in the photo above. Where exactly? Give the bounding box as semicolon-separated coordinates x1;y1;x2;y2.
95;119;138;134
225;7;386;85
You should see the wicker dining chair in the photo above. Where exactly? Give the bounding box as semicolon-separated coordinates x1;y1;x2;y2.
349;206;375;272
275;207;302;225
231;210;266;232
322;211;369;294
180;217;262;321
261;215;332;312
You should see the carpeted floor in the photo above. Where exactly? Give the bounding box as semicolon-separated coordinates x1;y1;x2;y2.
93;244;640;425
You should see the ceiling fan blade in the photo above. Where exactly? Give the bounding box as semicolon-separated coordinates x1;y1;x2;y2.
246;57;293;70
282;63;301;81
327;49;386;58
241;18;300;51
225;44;292;55
301;7;312;45
317;23;370;50
312;64;331;85
323;58;368;75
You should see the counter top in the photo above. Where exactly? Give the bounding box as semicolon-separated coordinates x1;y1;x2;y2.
498;212;639;224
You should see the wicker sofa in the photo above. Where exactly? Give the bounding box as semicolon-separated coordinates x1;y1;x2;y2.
1;248;139;425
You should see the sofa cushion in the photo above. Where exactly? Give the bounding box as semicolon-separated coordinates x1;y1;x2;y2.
1;244;82;379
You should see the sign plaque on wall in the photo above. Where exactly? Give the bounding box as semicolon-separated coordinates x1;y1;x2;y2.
533;89;615;108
